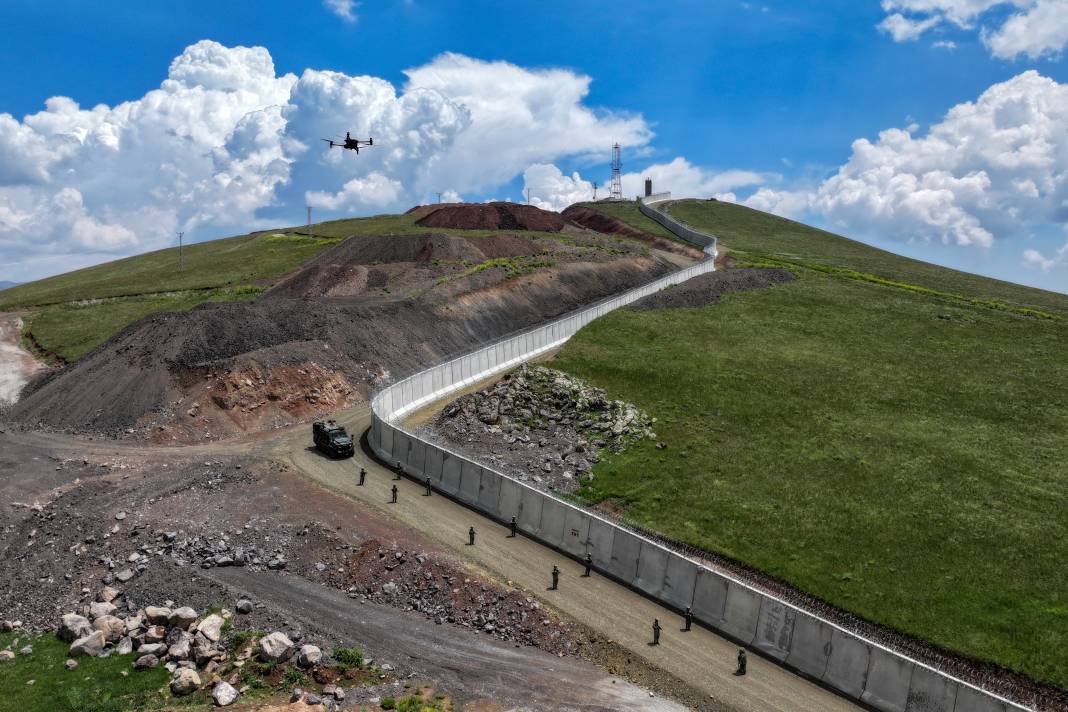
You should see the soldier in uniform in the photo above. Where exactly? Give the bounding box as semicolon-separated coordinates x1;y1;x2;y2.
468;526;476;546
652;619;662;645
509;516;517;538
583;553;593;577
683;606;692;631
358;467;366;486
424;477;432;496
736;649;747;676
551;565;560;590
390;484;398;503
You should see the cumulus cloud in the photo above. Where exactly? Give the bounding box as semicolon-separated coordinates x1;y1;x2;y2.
812;70;1068;252
878;0;1068;59
0;41;654;280
323;0;358;23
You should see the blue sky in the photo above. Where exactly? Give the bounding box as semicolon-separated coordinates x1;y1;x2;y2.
1;0;1067;293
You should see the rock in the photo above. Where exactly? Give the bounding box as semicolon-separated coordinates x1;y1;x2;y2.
170;667;201;696
167;637;192;661
137;643;166;656
144;606;172;625
193;633;220;665
169;607;198;629
115;637;134;655
134;654;159;670
114;568;135;583
297;644;321;668
0;651;13;662
257;632;293;662
65;658;78;670
114;511;127;520
17;644;32;656
212;681;239;706
198;614;225;642
124;615;143;633
88;601;116;620
69;630;106;657
92;615;125;642
290;688;304;703
143;625;167;643
305;693;322;705
59;613;93;642
98;586;121;603
267;557;287;570
235;599;253;615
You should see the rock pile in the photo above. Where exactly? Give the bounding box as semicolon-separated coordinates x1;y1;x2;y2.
431;365;656;492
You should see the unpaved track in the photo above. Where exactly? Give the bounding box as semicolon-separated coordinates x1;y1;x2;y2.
271;404;861;712
208;567;685;712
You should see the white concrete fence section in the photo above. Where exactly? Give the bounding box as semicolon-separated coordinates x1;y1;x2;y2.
368;196;1029;712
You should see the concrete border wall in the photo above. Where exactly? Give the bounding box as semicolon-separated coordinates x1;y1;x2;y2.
368;196;1028;712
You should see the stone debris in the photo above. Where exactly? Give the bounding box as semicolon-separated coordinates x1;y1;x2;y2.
431;364;656;492
212;680;239;706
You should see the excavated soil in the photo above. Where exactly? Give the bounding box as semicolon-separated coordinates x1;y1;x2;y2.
628;267;796;310
11;231;689;440
410;201;569;232
562;205;705;260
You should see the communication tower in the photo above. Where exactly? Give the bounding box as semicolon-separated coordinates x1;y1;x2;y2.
609;143;623;201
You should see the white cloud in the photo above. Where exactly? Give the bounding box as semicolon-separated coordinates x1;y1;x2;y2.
879;13;941;41
0;42;654;281
877;0;1068;59
323;0;358;23
812;70;1068;251
933;39;958;49
523;163;596;211
983;0;1068;59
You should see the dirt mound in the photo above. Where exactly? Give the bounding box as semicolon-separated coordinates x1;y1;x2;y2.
562;205;704;259
628;268;796;311
12;244;682;439
414;202;569;232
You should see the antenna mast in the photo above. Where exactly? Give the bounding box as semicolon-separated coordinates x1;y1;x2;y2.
609;143;623;201
592;181;598;200
177;231;184;271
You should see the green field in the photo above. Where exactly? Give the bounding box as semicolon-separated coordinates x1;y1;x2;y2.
551;200;1068;688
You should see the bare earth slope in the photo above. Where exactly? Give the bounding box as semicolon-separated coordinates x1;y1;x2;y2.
12;228;689;441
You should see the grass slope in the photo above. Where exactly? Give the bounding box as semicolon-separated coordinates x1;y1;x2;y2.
551;200;1068;689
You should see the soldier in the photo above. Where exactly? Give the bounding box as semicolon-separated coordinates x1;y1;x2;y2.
358;467;366;486
509;516;517;538
683;606;692;632
390;484;398;504
652;618;662;646
583;553;593;577
424;477;432;496
550;565;560;590
393;462;402;481
735;649;747;676
468;526;476;546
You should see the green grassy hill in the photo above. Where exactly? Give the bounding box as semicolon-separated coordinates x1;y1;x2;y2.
554;200;1068;689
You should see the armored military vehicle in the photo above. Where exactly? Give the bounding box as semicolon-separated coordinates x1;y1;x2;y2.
312;420;355;458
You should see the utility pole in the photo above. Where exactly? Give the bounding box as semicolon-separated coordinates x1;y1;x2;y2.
525;188;531;205
592;181;598;201
177;231;184;271
436;192;443;204
306;206;312;237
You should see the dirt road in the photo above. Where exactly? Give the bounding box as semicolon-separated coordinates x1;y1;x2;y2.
272;404;861;712
208;567;686;712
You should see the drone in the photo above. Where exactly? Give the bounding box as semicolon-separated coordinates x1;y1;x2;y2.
321;132;374;153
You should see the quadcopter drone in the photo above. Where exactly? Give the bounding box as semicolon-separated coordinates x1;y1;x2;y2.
321;132;374;153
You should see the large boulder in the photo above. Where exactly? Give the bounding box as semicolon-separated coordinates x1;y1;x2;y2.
296;644;322;668
134;654;159;670
137;642;166;656
143;625;167;643
97;586;121;603
69;630;106;657
197;614;224;642
257;632;293;662
167;631;193;660
59;613;93;643
168;607;198;629
88;601;116;620
212;681;239;707
170;667;201;696
144;606;172;625
92;615;125;643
